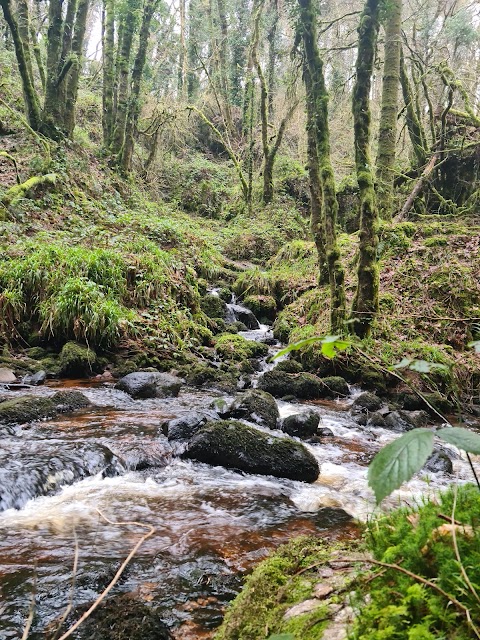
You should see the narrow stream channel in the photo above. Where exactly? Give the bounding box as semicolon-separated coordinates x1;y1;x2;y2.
0;314;474;639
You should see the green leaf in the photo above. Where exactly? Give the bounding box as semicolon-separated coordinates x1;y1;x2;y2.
468;340;480;353
274;335;351;360
368;429;435;504
408;360;448;373
267;636;295;640
392;357;412;370
437;427;480;454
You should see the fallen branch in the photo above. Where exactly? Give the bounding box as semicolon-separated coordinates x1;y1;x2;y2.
0;151;20;183
56;510;155;640
395;153;439;221
1;173;57;206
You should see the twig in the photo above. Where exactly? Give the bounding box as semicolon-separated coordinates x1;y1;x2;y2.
51;528;79;640
451;486;480;607
56;510;155;640
21;567;37;640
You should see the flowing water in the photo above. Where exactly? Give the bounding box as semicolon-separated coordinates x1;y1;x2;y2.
0;321;475;639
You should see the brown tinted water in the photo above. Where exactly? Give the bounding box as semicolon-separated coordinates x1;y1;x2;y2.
0;377;471;638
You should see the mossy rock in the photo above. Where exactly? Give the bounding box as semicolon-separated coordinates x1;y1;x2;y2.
258;370;349;400
227;389;280;429
243;295;277;322
214;333;269;362
0;391;91;424
25;347;48;360
184;420;319;482
215;537;358;640
59;342;99;378
200;294;227;319
274;359;303;374
38;356;61;377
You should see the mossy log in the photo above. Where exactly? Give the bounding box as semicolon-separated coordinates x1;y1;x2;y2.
1;173;57;206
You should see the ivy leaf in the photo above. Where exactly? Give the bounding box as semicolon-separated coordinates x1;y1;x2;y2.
437;427;480;454
408;360;448;373
274;335;351;360
368;429;435;504
391;357;412;370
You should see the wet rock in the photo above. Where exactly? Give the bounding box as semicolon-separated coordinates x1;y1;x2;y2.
366;411;386;427
351;392;382;414
184;420;320;482
282;411;320;438
200;293;227;319
22;370;46;386
226;304;260;330
384;410;429;432
274;360;303;374
242;295;277;322
67;594;173;640
258;370;349;400
163;410;220;441
59;341;99;377
257;370;295;397
115;372;182;399
424;450;453;474
316;427;334;437
0;442;123;511
0;368;16;383
284;598;323;620
391;391;454;415
314;507;353;527
226;389;279;429
0;391;91;425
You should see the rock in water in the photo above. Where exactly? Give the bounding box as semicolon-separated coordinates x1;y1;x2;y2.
23;370;47;386
282;411;320;438
226;389;279;429
184;420;320;482
115;372;183;399
0;391;91;424
0;368;17;383
59;342;99;377
384;410;429;432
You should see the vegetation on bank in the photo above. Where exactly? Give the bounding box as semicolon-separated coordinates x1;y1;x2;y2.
215;484;480;640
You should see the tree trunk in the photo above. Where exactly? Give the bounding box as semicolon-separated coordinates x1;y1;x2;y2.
187;0;201;99
216;0;233;131
64;0;90;137
376;0;402;220
43;0;65;134
111;0;140;157
400;48;427;167
121;0;158;172
298;0;346;334
0;0;41;129
230;1;248;107
102;0;115;147
351;0;380;339
266;0;279;120
177;0;186;97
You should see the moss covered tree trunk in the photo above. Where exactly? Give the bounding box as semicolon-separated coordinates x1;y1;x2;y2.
121;0;158;172
102;0;115;147
43;0;65;134
0;0;41;130
400;49;427;167
111;0;141;157
298;0;346;333
216;0;233;132
376;0;402;220
351;0;380;338
64;0;90;137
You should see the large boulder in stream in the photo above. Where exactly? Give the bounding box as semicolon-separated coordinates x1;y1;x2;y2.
115;371;183;399
226;389;280;429
162;409;220;441
0;391;91;425
384;409;429;432
183;420;320;482
258;370;349;400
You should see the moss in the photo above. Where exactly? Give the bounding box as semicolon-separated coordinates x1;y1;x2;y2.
59;341;99;377
0;391;90;424
215;537;357;640
214;333;269;362
200;294;227;319
243;294;277;322
352;485;480;640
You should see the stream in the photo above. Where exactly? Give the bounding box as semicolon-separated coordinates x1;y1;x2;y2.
0;305;475;639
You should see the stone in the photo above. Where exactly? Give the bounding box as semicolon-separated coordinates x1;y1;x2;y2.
183;420;320;482
0;368;16;383
384;410;429;432
22;370;46;386
59;342;99;377
282;411;320;438
351;392;382;414
318;376;350;398
283;599;324;620
115;372;182;399
200;293;227;319
163;410;219;441
226;304;260;330
313;583;334;599
366;411;386;427
424;450;453;474
0;391;90;425
257;370;349;400
226;389;279;429
257;370;295;397
274;359;303;374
